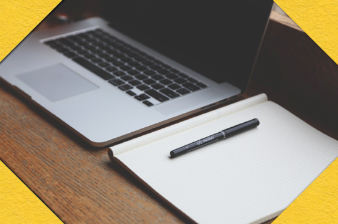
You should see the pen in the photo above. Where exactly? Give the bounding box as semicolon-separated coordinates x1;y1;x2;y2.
170;118;260;158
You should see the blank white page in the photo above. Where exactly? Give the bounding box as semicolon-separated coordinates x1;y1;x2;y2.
112;100;338;224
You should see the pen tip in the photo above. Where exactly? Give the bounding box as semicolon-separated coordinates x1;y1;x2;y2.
170;151;175;158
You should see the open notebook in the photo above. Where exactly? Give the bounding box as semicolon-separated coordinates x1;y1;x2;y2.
109;94;338;224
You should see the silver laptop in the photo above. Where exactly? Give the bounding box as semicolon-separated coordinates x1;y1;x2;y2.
0;0;273;146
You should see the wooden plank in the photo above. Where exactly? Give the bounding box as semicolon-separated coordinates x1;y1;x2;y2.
0;82;187;223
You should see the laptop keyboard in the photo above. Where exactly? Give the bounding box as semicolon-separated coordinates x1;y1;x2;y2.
44;29;208;107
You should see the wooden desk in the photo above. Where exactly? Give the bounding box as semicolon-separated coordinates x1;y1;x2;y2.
1;11;337;224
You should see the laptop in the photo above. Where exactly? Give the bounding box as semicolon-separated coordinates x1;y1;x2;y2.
0;0;273;146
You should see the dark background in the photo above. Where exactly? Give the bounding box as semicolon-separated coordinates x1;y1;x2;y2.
48;0;273;92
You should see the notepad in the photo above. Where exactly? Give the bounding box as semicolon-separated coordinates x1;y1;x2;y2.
109;94;338;224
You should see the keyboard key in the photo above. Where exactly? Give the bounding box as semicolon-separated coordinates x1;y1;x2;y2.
63;51;77;58
126;90;136;96
56;38;67;44
177;72;189;78
74;49;87;55
119;56;132;63
127;70;140;76
82;53;96;59
66;35;78;42
143;79;156;85
80;43;92;50
105;66;119;72
196;82;207;88
110;60;124;67
97;43;108;50
55;46;69;53
173;78;187;84
129;80;142;86
97;52;108;58
159;79;173;85
141;60;155;66
127;61;141;67
136;84;150;91
161;64;172;69
187;77;198;83
176;88;191;95
142;100;153;107
151;83;165;90
106;48;117;55
89;48;101;54
133;55;146;61
112;52;124;58
78;33;90;39
149;65;162;70
67;44;82;51
101;54;114;61
165;73;179;79
135;66;148;71
98;62;110;68
65;36;77;43
90;57;104;64
134;74;148;80
118;84;133;91
120;75;133;81
160;88;180;99
151;74;164;80
119;65;133;71
152;59;163;65
168;84;181;90
157;69;170;75
109;79;124;86
145;89;169;102
182;83;200;92
125;51;138;58
135;94;150;101
73;57;113;80
113;71;126;77
144;70;156;76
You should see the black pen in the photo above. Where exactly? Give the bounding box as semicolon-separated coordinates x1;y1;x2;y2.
170;118;260;158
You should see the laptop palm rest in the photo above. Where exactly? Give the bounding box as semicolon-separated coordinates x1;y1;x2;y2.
17;64;98;102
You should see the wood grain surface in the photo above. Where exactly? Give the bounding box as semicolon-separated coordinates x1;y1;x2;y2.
0;81;189;223
1;9;337;224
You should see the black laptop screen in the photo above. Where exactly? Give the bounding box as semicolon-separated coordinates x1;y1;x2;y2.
103;0;273;91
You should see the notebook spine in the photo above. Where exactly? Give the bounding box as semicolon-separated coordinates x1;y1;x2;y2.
110;93;268;157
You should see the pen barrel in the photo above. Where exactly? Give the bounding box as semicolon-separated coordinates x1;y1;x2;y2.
170;132;225;158
224;118;260;138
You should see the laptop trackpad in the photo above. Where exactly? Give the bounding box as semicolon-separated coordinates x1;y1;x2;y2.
17;64;98;102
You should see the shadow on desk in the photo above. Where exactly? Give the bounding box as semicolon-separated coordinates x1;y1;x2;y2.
253;12;338;141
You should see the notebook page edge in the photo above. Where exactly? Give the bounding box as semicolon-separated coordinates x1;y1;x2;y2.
113;157;196;223
250;210;283;224
110;93;268;157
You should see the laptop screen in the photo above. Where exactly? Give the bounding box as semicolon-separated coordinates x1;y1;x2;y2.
103;0;273;91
